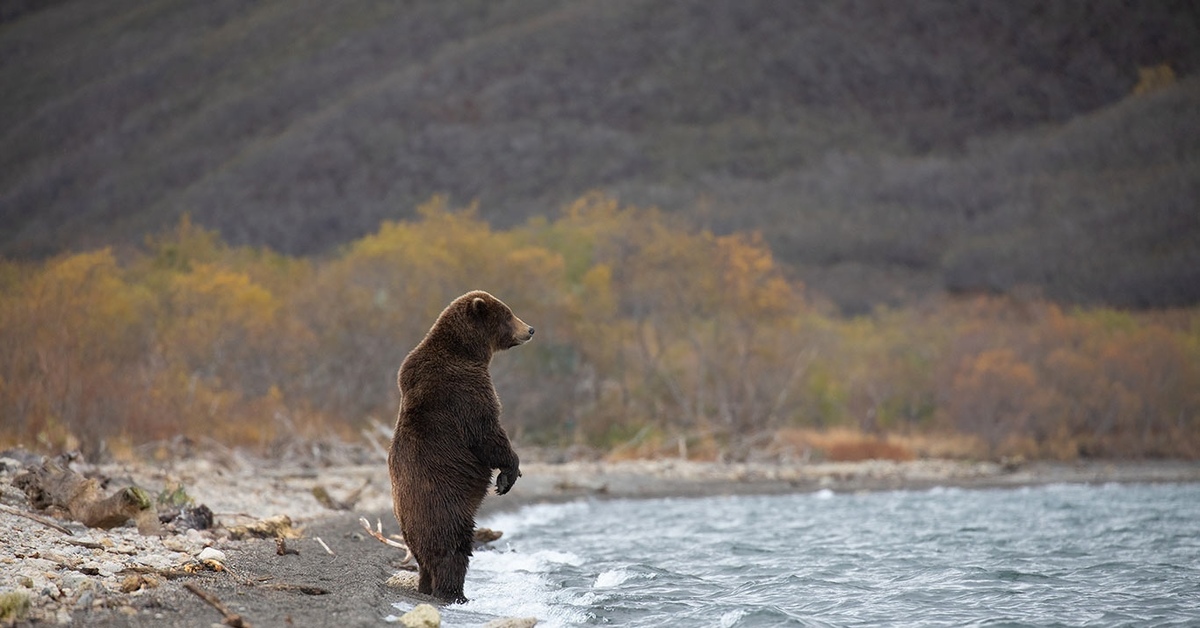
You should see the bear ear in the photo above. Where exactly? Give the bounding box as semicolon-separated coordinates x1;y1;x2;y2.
471;297;487;315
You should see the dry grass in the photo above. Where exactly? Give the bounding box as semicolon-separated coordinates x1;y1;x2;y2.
772;428;986;462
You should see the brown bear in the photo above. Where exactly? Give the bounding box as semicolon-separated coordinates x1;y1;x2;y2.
388;290;533;603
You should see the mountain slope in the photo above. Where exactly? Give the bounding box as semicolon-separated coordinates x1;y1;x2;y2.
2;0;1198;309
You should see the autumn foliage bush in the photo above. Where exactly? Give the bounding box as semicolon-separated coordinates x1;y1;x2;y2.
1;194;1198;460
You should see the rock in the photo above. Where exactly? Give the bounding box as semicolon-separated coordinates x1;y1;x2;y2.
170;505;215;532
398;603;440;628
484;618;538;628
196;547;226;562
385;572;419;591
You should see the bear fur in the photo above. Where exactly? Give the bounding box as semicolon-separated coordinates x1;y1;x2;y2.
388;290;534;603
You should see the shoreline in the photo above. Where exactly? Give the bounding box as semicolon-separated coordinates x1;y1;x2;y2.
3;456;1199;626
485;458;1200;513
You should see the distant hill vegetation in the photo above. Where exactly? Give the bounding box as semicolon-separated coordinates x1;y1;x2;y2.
2;0;1198;311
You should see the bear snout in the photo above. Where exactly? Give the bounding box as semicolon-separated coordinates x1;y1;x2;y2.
513;323;534;345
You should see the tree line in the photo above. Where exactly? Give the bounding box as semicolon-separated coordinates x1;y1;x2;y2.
1;194;1197;460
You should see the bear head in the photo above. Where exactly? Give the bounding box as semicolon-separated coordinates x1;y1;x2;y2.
432;290;534;357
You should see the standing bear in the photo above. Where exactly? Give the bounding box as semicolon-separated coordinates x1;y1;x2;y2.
388;290;533;603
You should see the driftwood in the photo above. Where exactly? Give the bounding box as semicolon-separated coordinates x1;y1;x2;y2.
227;515;300;540
184;582;252;628
275;538;300;556
12;454;159;533
311;480;368;511
0;503;73;535
473;527;503;545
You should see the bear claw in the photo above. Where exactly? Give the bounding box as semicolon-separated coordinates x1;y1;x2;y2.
496;469;520;495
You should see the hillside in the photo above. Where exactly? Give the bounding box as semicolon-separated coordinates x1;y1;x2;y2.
2;0;1198;310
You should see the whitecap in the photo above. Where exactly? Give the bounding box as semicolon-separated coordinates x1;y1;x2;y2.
471;548;583;574
594;568;632;588
479;501;590;538
720;608;747;627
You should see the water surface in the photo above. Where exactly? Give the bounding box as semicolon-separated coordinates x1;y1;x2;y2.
391;483;1200;626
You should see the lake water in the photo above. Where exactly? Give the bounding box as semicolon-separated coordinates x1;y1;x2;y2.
391;483;1200;627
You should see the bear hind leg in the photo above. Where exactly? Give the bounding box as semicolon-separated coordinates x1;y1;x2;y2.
429;550;470;603
417;565;433;596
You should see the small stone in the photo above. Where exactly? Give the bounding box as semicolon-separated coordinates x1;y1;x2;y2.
79;561;102;575
98;561;124;577
132;554;175;571
161;537;190;552
21;558;56;572
41;583;62;600
59;573;89;591
185;528;211;544
42;551;76;567
196;547;226;562
398;603;440;628
119;574;159;593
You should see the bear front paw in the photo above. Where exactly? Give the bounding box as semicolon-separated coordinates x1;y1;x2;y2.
495;468;521;495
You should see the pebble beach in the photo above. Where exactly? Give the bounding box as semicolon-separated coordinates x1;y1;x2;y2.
3;450;1199;626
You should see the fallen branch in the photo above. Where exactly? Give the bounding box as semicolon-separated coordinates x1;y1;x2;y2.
358;517;413;565
314;536;334;555
183;582;252;628
0;503;73;535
